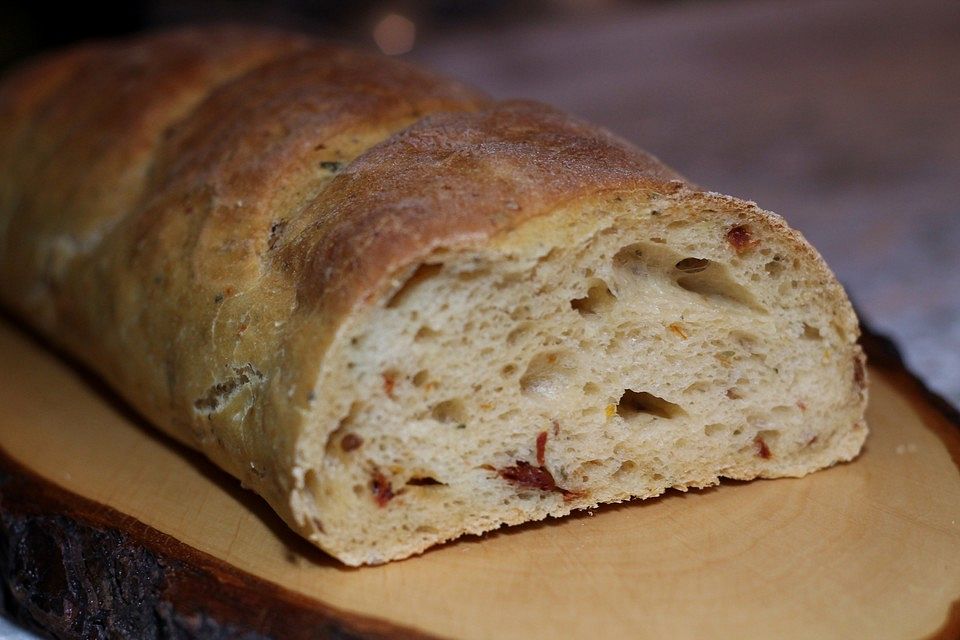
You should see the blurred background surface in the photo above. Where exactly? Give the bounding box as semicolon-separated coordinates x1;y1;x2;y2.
1;0;958;398
1;1;958;635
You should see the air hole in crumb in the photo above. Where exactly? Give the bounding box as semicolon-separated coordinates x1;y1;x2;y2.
406;476;446;487
575;460;605;483
675;257;710;273
519;350;577;399
495;272;524;290
498;408;520;421
802;323;822;340
726;388;743;399
352;484;365;497
570;279;616;316
613;460;638;480
386;263;443;308
431;399;467;424
612;244;648;276
704;423;725;436
325;402;363;456
501;363;517;378
415;325;440;341
582;382;600;396
616;390;685;420
732;330;758;346
416;525;439;534
758;429;781;444
506;322;532;345
676;267;760;310
509;306;530;321
412;370;429;387
765;258;786;278
457;268;488;281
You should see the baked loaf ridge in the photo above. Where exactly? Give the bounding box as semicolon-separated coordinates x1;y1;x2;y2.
0;26;867;565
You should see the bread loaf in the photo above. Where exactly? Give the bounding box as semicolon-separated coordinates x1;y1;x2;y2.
0;26;868;565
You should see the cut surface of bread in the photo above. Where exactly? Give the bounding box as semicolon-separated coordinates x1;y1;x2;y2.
301;190;867;565
0;27;867;566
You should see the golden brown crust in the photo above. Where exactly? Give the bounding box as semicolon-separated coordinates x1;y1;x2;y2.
0;26;314;324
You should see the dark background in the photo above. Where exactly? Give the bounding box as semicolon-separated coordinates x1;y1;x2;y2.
2;0;958;407
1;0;608;67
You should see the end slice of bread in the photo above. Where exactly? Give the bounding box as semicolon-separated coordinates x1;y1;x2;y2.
296;188;868;565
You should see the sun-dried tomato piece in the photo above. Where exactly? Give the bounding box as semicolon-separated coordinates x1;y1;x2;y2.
371;470;394;507
499;461;558;492
726;225;759;254
754;435;772;459
382;371;397;399
498;460;584;501
536;431;548;467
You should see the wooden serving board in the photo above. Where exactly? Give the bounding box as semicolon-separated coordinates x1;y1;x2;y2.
1;317;958;640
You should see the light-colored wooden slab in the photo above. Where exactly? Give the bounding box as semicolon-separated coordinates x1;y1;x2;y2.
1;318;958;640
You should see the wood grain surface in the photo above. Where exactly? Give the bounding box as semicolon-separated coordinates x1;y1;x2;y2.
1;316;958;640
